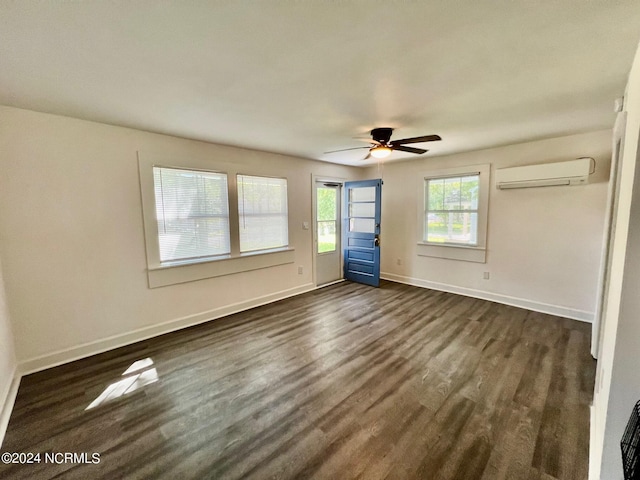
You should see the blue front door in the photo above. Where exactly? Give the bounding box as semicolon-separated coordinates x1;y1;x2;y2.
343;179;382;287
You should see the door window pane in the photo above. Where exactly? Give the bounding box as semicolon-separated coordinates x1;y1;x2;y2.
349;186;376;202
317;187;338;254
350;217;375;233
349;202;375;218
318;221;336;253
317;187;337;221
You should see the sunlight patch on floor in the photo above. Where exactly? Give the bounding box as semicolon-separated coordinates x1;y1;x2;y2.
85;358;158;410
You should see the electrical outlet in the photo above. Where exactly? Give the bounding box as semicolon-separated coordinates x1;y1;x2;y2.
396;258;402;266
298;266;303;275
483;272;490;280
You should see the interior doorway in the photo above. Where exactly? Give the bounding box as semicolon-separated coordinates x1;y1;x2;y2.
315;180;342;286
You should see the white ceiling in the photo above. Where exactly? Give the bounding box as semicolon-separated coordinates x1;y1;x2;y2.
1;1;639;166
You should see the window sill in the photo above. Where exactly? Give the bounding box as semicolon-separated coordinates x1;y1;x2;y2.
150;255;232;271
416;242;486;263
147;248;295;288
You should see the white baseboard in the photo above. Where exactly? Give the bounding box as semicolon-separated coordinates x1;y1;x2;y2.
19;282;316;375
316;279;345;288
381;272;593;323
0;367;20;448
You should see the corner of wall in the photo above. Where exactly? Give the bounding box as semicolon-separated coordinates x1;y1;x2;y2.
0;370;20;448
591;39;640;480
0;255;20;447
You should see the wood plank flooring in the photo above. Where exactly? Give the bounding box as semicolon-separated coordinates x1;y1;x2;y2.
0;281;596;480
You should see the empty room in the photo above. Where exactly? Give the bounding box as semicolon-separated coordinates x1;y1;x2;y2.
1;2;640;479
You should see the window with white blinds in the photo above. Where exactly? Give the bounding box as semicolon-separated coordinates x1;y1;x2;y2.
237;175;289;253
153;167;230;263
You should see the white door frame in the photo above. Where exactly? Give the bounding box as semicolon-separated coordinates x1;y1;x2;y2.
592;110;627;358
311;174;346;287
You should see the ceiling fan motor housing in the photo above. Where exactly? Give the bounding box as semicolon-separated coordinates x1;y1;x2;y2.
371;127;393;144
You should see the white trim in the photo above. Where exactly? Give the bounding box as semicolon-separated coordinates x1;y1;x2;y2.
311;174;346;287
381;272;593;323
592;112;627;358
19;282;315;375
0;367;20;448
589;404;597;480
316;279;346;288
148;248;295;288
416;242;486;263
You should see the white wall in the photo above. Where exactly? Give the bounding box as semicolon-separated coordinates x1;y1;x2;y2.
592;41;640;480
0;106;361;372
366;130;612;321
0;255;18;446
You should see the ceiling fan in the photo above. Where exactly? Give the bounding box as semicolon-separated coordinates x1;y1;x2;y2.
325;127;441;160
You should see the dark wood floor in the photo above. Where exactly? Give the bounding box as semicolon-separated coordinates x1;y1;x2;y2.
0;281;595;480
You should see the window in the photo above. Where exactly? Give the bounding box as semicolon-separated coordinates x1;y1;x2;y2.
348;185;376;233
424;174;479;246
237;175;289;253
418;164;490;263
153;167;230;263
317;186;337;253
138;153;295;288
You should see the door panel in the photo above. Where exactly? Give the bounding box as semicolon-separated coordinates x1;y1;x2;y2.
344;179;381;287
316;182;342;286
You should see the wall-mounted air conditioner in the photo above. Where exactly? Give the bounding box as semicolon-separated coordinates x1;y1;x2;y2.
495;158;593;190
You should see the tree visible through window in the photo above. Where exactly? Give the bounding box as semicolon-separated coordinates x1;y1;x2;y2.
317;187;337;253
425;175;479;245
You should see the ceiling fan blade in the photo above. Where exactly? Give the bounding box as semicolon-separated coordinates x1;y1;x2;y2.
363;151;372;160
390;134;441;146
353;138;382;145
393;145;428;155
324;146;370;154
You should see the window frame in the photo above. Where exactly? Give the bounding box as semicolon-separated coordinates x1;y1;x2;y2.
138;152;294;288
424;173;480;247
417;164;490;263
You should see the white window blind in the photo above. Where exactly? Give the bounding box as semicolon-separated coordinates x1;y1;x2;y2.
237;175;288;253
153;167;230;263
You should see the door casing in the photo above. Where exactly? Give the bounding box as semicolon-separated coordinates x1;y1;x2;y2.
312;175;345;287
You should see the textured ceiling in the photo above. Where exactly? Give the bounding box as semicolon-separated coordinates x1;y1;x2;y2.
1;1;639;166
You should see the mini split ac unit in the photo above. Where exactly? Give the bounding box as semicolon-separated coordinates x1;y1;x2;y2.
495;158;593;190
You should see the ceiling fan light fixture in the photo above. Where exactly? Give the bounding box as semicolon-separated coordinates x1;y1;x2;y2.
325;128;440;160
370;146;392;159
